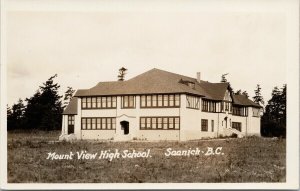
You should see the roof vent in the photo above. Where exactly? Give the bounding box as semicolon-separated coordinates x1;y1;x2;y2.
196;72;201;83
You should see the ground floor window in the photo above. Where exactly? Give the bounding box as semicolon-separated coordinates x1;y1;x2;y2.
211;120;214;132
140;117;180;130
201;119;208;131
232;122;242;131
81;117;116;130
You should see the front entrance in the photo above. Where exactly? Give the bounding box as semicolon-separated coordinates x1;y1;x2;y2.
68;115;75;134
120;121;129;135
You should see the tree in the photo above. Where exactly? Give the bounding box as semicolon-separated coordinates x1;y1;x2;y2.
261;84;286;137
235;89;242;95
63;86;75;108
23;74;63;131
242;91;249;98
7;99;25;130
23;90;43;130
118;67;128;81
221;73;228;83
253;84;264;106
39;74;63;130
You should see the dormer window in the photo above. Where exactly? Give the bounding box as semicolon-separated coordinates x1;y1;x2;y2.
179;79;195;89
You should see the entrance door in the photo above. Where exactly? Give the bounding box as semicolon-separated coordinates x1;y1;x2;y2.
68;115;75;134
120;121;129;135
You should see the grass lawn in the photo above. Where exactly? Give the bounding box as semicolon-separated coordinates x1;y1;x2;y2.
7;130;286;183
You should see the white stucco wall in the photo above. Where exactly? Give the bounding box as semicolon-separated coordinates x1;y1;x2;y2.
81;130;115;140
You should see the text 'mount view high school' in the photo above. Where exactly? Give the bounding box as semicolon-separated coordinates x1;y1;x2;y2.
60;68;262;141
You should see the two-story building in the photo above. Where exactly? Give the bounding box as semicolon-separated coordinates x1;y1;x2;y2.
60;68;261;141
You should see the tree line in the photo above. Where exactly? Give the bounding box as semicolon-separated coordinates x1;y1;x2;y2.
7;74;74;131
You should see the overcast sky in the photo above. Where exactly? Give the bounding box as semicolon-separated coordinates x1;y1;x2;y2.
7;7;286;106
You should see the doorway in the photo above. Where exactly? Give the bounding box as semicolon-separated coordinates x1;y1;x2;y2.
120;121;129;135
68;115;75;134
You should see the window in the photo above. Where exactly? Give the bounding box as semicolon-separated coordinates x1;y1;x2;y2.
107;118;111;129
186;95;200;109
146;118;151;129
112;97;117;108
152;118;157;129
122;96;135;108
201;119;208;131
174;118;180;129
157;118;162;129
152;95;157;107
169;95;174;107
96;118;101;129
158;95;163;107
233;106;248;116
97;97;101;108
82;118;86;129
107;97;112;108
163;118;168;129
140;94;180;108
202;100;208;111
140;118;146;129
232;122;242;131
112;118;116;130
91;118;96;129
175;94;180;106
209;101;216;112
140;117;180;130
211;120;214;132
81;117;116;130
163;95;169;107
82;98;87;108
253;108;260;117
68;115;75;125
81;96;117;109
87;97;91;108
87;118;91;129
141;96;146;107
146;95;152;107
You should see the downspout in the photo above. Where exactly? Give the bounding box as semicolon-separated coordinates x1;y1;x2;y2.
245;107;248;137
217;112;219;137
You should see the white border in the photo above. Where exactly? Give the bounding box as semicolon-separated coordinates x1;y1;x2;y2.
0;0;299;189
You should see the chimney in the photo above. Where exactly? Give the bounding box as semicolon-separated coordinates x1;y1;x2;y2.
196;72;201;83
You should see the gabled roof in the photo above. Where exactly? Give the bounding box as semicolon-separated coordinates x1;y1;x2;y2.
232;94;262;108
63;97;78;115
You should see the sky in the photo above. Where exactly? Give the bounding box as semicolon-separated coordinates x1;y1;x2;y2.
6;8;286;106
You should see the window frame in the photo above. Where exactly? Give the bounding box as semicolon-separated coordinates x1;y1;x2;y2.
139;116;180;130
121;95;136;109
81;117;117;130
201;119;208;132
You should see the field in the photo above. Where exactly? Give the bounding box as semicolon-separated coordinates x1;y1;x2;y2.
7;131;286;183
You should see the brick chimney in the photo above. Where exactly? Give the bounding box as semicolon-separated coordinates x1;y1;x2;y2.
196;72;201;83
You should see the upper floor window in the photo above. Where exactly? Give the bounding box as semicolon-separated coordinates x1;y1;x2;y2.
253;108;260;117
186;95;200;109
202;100;209;111
209;101;217;112
140;94;180;108
82;96;117;109
232;106;248;116
122;95;135;108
